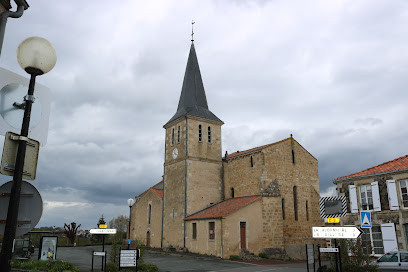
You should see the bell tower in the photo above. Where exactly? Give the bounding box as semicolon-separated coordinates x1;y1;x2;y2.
162;42;223;248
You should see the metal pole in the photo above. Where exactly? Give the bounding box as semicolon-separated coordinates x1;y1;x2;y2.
338;245;342;272
91;251;94;272
313;244;315;272
0;73;37;272
102;235;105;271
306;244;309;272
365;229;370;265
128;205;131;249
0;4;25;58
334;239;338;272
318;244;321;270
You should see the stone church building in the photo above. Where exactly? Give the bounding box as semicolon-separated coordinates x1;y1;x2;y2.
130;42;321;259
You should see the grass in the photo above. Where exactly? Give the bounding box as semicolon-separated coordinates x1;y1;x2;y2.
12;259;80;272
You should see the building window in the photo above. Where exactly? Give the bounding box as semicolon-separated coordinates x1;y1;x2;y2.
400;179;408;208
208;126;211;143
292;149;295;164
293;186;298;221
250;156;254;167
198;125;202;142
362;226;384;255
177;125;181;144
282;198;285;220
306;200;309;221
171;128;175;145
360;184;373;210
192;223;197;240
148;204;152;224
231;188;235;198
209;222;215;240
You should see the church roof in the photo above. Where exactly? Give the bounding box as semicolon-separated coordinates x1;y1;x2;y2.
164;43;223;127
150;188;163;198
135;180;163;200
185;195;261;220
334;155;408;182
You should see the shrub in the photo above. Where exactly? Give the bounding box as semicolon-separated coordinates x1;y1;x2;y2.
106;262;119;272
229;255;240;260
11;259;80;272
259;252;268;259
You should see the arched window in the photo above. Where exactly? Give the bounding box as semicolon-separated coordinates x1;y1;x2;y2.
148;204;152;224
231;188;235;198
171;128;175;145
293;186;298;221
198;125;202;142
250;156;254;167
208;126;212;143
177;125;181;144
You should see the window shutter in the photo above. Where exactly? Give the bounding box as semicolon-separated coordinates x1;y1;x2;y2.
349;185;358;213
381;223;398;253
371;181;381;211
386;180;399;210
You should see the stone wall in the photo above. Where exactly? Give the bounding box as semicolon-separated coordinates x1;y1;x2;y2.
185;219;222;257
131;190;162;248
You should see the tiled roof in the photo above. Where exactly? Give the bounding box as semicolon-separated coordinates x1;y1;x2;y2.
185;195;261;220
335;155;408;181
150;188;163;198
225;138;290;159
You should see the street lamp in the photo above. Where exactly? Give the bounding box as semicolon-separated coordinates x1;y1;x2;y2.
127;198;134;249
0;36;56;272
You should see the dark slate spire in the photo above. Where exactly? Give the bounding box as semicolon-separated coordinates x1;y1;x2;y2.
164;43;223;127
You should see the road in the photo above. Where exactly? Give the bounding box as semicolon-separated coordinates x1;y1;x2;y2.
30;245;311;272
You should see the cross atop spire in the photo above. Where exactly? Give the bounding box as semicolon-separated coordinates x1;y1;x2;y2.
191;20;195;42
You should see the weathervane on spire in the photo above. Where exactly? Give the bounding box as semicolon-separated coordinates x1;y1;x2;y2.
191;20;195;42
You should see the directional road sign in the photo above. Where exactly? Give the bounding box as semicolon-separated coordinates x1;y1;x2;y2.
312;226;363;239
360;211;372;228
90;228;116;234
320;248;339;253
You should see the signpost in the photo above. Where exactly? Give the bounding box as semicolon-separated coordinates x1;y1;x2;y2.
90;224;116;272
312;226;363;239
119;249;140;270
360;211;372;265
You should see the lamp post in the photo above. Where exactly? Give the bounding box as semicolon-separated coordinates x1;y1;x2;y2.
127;198;134;249
0;36;56;272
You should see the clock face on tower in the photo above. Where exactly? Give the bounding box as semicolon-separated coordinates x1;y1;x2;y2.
172;148;179;159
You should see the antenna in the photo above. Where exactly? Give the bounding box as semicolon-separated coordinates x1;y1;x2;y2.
191;20;195;42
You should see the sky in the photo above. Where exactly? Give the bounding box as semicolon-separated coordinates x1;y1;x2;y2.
0;0;407;229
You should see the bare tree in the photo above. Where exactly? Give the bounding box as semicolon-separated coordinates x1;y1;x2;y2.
109;215;128;233
64;222;81;244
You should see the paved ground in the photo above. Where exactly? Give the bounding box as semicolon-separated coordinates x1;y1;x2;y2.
30;246;311;272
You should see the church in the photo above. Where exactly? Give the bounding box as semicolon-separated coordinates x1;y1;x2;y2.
130;41;321;259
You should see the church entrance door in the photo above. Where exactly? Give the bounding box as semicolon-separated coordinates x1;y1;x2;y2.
240;222;246;249
146;231;151;247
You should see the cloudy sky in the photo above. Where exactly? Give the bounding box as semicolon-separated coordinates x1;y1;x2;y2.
0;0;407;229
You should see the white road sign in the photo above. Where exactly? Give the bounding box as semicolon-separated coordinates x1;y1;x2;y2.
320;248;339;253
312;226;362;239
90;228;116;234
93;251;106;256
120;249;139;268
